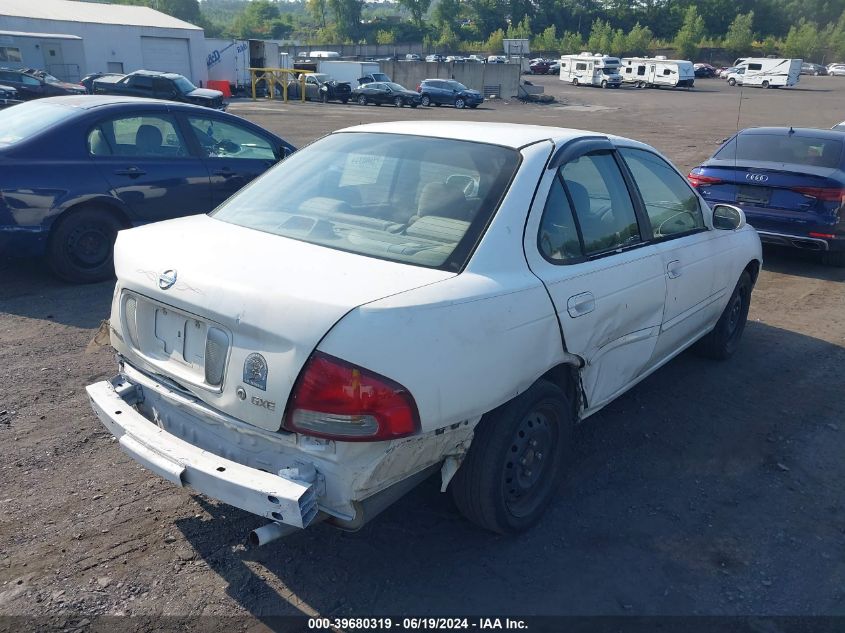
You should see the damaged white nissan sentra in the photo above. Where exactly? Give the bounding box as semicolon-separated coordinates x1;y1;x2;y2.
87;121;762;543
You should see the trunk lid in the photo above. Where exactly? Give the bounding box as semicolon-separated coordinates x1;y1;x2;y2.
112;214;454;431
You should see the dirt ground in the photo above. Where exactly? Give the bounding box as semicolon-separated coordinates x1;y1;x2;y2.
2;75;845;626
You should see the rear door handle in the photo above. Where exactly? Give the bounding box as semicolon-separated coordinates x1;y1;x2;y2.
567;292;595;318
667;259;682;279
213;168;237;178
114;167;146;178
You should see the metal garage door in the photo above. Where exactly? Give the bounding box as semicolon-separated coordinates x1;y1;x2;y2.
140;36;192;79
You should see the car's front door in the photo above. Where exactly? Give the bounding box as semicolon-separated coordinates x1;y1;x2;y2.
182;114;281;206
524;143;667;411
617;147;730;361
87;111;212;222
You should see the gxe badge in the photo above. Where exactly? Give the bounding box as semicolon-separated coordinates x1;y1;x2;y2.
158;269;177;290
746;173;769;182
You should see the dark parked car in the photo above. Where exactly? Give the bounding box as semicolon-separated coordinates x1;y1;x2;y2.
0;83;19;108
93;70;226;110
416;79;484;109
529;59;553;74
0;96;294;282
81;72;124;94
801;63;828;76
287;73;351;103
352;82;421;107
0;67;86;100
689;127;845;266
694;63;718;78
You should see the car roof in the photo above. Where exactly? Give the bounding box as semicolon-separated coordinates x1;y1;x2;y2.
738;126;845;140
17;94;214;112
337;121;642;150
130;70;183;79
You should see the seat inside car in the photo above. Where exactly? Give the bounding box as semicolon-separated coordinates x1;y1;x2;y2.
412;181;472;223
135;124;163;156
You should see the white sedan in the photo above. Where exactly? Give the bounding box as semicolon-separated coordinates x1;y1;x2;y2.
87;122;762;543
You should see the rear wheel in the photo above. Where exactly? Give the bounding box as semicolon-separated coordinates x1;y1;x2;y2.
47;207;122;284
455;97;466;109
341;97;349;104
393;96;403;107
357;94;367;105
762;80;770;88
451;380;573;534
694;271;752;360
728;78;737;86
572;78;579;86
420;94;431;106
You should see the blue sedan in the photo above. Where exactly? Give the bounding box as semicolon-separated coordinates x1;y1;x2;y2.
0;96;294;282
689;127;845;266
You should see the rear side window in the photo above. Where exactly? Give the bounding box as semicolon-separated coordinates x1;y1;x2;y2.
620;148;704;238
538;175;581;262
129;76;153;91
748;63;762;71
560;152;641;255
89;115;187;158
716;133;844;168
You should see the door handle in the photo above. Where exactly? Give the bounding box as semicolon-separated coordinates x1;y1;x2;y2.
213;168;236;178
667;259;682;279
114;167;146;178
567;292;595;318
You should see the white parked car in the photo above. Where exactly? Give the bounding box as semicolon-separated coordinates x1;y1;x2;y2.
828;64;845;76
87;122;762;543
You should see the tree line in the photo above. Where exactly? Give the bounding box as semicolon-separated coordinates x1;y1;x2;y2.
87;0;845;63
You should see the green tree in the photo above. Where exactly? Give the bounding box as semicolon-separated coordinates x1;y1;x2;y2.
466;0;507;39
587;19;613;54
437;24;462;51
673;6;705;60
398;0;432;29
328;0;364;40
626;23;653;55
376;29;395;44
783;20;823;61
307;0;328;28
486;28;505;52
507;16;532;40
532;24;558;52
724;11;755;57
433;0;462;31
609;28;627;56
559;30;584;54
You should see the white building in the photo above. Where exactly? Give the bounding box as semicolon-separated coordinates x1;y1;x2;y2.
0;0;207;84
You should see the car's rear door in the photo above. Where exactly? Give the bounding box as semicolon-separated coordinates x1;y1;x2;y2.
524;140;667;411
180;113;282;207
87;109;211;222
618;146;730;360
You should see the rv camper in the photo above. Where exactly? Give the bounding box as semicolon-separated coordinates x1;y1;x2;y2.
620;57;695;88
559;53;622;88
726;58;802;88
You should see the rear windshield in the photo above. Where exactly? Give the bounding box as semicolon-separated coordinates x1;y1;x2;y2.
715;133;844;168
212;132;520;271
0;101;76;146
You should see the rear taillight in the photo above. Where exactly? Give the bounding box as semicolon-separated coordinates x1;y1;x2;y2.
284;352;420;442
688;172;723;188
791;187;845;202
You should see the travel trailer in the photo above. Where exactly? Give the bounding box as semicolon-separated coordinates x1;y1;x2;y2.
726;58;802;88
620;57;695;88
559;53;622;88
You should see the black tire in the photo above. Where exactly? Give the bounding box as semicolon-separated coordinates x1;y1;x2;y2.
393;96;403;107
410;103;418;108
694;271;752;360
601;79;608;89
357;94;367;106
47;207;123;284
455;97;466;109
821;250;845;267
728;78;737;86
434;102;441;107
762;80;770;89
420;94;431;106
572;78;579;86
320;92;329;103
637;81;646;89
451;380;573;534
341;98;349;104
469;104;478;108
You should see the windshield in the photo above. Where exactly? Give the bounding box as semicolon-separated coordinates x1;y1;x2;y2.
446;81;468;91
312;74;330;82
384;82;406;91
212;132;520;271
0;101;76;146
173;76;196;94
41;73;63;85
601;68;618;75
716;133;844;168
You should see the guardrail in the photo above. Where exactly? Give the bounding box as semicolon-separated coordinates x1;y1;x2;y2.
248;67;312;102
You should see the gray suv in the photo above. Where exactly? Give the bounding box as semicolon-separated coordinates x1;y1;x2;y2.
416;79;484;109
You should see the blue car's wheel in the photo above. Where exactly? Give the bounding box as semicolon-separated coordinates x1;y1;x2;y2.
47;207;122;283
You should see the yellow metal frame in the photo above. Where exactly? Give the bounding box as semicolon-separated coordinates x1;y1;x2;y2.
249;68;313;102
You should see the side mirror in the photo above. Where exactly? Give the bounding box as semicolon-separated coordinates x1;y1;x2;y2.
712;203;745;230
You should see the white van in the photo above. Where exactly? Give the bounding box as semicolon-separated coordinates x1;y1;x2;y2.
559;52;622;88
727;58;802;88
620;57;695;88
309;51;341;59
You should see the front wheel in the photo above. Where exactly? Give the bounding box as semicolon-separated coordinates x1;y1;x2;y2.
47;207;122;283
420;94;431;106
357;94;367;106
572;78;579;86
601;79;608;89
728;78;737;86
451;380;573;534
762;80;770;88
455;97;466;109
393;96;403;107
694;271;752;360
320;92;329;103
637;81;646;89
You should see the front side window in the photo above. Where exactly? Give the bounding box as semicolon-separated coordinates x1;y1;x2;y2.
212;132;520;270
620;148;705;238
88;115;187;158
22;75;40;86
187;116;276;160
129;76;153;90
538;175;581;262
560;152;641;255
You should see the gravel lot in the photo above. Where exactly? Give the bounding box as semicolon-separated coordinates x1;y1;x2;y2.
1;75;844;623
